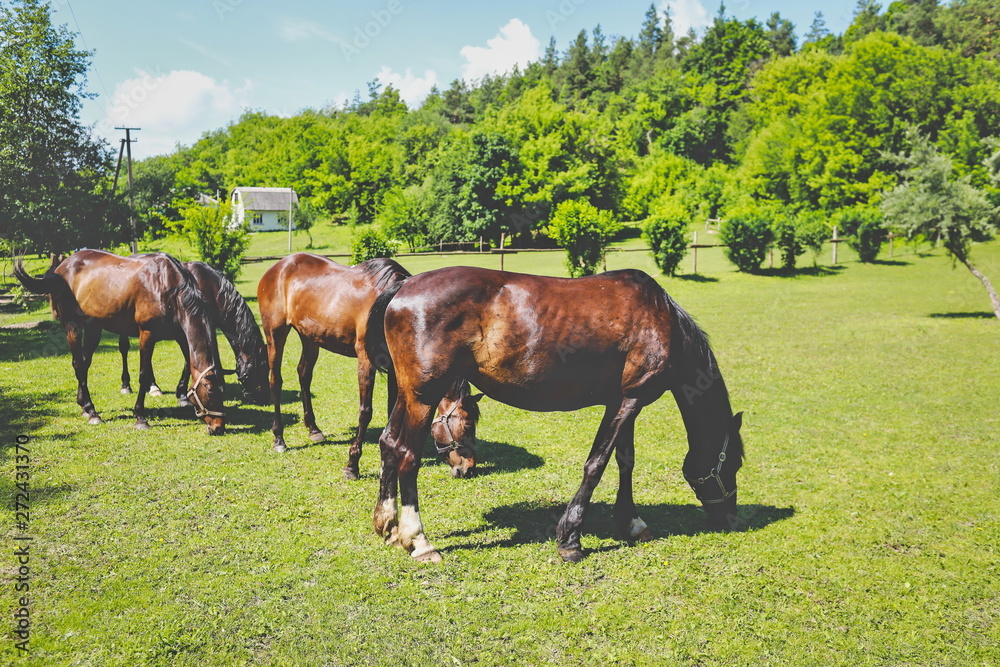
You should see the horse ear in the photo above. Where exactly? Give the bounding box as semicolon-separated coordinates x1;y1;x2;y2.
469;392;485;402
732;411;744;431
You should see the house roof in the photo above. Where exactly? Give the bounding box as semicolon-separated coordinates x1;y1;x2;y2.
232;187;298;211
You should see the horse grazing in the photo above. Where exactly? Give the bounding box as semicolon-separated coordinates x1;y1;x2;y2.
257;253;482;479
367;266;745;563
14;250;226;434
117;260;269;407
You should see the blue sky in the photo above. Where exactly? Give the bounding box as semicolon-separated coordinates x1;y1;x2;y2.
49;0;860;159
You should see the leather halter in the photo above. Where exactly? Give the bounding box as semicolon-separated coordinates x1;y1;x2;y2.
432;405;465;455
684;431;736;505
186;364;225;419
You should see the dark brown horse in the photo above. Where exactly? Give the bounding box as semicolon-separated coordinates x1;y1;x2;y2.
367;266;744;562
257;253;481;479
117;260;270;407
14;250;226;434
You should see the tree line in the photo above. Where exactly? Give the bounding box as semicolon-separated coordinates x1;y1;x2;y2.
2;0;1000;310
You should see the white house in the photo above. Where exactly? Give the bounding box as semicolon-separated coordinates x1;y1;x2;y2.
230;187;299;232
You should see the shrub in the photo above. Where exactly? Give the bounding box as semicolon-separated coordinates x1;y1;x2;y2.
350;227;398;264
719;213;774;273
797;212;830;266
643;212;688;277
545;200;621;277
771;214;803;271
838;207;886;263
175;202;251;282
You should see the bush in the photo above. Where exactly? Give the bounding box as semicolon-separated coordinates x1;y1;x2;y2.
545;200;621;277
771;214;803;271
176;202;251;282
838;207;886;263
719;213;774;273
350;227;398;264
797;212;830;266
643;213;688;277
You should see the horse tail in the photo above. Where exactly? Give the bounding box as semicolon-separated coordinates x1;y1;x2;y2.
13;256;73;320
365;280;406;374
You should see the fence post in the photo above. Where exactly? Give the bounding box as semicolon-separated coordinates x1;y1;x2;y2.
888;232;894;259
832;225;838;265
692;231;698;274
499;233;505;271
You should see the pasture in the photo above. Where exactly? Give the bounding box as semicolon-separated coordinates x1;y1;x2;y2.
1;240;998;665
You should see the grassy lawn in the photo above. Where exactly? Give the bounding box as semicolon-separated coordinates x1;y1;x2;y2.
1;239;998;665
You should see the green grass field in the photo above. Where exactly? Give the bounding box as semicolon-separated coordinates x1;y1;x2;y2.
1;238;998;665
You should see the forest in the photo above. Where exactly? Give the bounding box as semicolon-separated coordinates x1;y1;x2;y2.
3;0;1000;263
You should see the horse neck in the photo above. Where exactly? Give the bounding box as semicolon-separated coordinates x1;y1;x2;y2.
671;357;734;469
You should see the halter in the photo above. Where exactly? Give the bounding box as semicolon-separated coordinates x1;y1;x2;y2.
685;431;736;505
186;364;225;419
432;405;465;455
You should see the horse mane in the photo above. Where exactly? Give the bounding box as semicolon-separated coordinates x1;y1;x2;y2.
356;258;411;292
201;263;264;352
158;255;208;320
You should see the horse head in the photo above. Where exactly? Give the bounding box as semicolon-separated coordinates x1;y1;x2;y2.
685;411;744;529
188;364;226;435
431;389;484;479
236;343;270;405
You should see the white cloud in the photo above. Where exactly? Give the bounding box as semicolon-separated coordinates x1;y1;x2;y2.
375;67;439;108
97;70;252;159
662;0;712;36
460;18;541;82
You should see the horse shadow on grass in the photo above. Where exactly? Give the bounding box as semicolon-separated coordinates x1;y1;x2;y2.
929;311;995;320
440;500;795;555
676;274;719;283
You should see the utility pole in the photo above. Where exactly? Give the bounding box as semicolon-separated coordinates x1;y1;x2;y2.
114;127;141;253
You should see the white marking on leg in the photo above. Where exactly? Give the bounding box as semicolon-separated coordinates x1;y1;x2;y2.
374;497;398;540
400;505;438;559
629;517;649;540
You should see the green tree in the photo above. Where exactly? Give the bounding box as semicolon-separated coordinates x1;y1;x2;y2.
174;202;250;282
837;206;886;262
881;131;999;319
545;200;621;277
378;184;429;251
719;211;775;273
350;227;398;264
643;204;689;276
0;0;117;252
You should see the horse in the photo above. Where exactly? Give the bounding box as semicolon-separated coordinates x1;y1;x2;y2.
13;250;226;435
257;253;482;479
117;260;270;407
366;266;745;563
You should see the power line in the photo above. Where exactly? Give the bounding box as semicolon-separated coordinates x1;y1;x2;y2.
64;0;112;109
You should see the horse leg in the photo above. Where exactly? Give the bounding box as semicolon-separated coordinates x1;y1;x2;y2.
296;337;324;444
267;324;290;452
133;329;156;429
556;398;641;562
344;352;375;480
373;393;438;561
67;323;101;424
613;416;654;542
118;335;132;394
174;338;192;407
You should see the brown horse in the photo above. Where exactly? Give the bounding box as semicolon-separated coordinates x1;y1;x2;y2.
117;260;270;407
257;253;481;479
14;250;226;434
366;266;744;562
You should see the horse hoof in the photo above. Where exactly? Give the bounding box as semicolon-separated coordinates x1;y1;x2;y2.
309;430;325;443
557;547;585;563
87;416;103;425
177;397;192;408
343;467;359;481
134;421;150;430
412;549;442;563
148;386;163;397
120;387;132;395
273;443;287;453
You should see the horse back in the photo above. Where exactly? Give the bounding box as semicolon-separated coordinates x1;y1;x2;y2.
258;253;397;355
386;267;675;410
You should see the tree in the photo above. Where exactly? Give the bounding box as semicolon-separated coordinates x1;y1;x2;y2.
545;200;621;277
881;131;999;320
766;12;797;57
173;202;250;282
0;0;117;252
643;204;689;276
350;227;397;264
293;198;321;248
